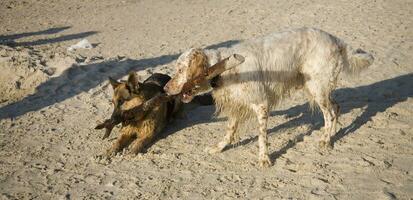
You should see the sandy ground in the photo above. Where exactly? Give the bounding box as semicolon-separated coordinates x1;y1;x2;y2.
0;0;412;199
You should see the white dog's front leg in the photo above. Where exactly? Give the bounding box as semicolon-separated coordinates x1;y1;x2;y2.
252;103;272;167
206;118;238;154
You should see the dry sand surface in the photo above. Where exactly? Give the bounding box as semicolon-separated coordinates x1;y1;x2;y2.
1;0;412;199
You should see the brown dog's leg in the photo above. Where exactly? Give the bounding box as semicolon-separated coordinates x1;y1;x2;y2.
106;130;135;157
129;134;155;154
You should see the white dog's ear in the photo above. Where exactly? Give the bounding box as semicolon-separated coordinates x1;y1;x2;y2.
189;48;209;72
127;72;140;92
109;77;120;89
206;54;245;79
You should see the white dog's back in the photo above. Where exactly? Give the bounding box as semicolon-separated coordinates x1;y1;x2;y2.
211;28;373;120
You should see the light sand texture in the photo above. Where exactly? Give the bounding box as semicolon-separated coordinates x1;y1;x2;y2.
0;0;412;199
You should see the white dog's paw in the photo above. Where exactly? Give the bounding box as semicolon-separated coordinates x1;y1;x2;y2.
259;154;273;168
204;145;224;154
319;140;333;150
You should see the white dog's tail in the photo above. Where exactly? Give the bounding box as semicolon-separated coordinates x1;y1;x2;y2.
341;43;374;74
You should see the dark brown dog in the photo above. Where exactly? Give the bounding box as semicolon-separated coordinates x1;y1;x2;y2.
105;72;181;156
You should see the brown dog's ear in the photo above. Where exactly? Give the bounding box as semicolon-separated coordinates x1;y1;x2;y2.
109;77;120;89
127;72;139;92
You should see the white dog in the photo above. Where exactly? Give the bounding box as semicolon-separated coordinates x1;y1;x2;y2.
164;27;374;167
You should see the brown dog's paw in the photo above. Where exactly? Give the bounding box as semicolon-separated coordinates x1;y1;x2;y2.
129;144;144;155
105;148;120;158
93;154;112;165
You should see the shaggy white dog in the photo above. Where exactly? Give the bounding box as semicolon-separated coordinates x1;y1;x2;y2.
164;27;374;167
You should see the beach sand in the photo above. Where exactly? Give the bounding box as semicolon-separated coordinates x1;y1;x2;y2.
0;0;412;199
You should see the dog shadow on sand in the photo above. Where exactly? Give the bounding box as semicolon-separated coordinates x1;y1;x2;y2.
0;32;240;120
222;73;412;160
0;26;97;47
152;73;412;159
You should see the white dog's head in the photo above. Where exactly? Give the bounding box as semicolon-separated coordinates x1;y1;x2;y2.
164;48;210;103
164;48;245;103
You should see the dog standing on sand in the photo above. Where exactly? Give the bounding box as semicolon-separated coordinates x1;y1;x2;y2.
164;27;374;167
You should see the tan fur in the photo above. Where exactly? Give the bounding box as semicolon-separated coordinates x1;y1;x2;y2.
106;73;178;156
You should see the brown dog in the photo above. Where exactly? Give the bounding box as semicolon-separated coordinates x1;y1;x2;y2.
105;72;181;156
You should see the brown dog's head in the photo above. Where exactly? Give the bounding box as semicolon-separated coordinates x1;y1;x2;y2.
109;72;143;113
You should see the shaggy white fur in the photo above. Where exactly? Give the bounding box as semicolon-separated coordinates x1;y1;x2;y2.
164;27;374;167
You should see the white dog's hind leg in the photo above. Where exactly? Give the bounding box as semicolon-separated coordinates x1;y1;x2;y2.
319;101;333;148
251;103;272;167
206;118;239;154
319;98;339;148
306;80;338;149
328;98;340;144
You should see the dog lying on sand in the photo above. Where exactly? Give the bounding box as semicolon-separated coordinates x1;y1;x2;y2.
102;72;181;156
